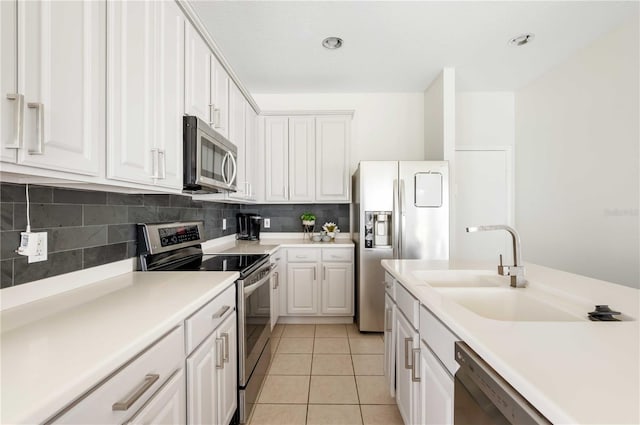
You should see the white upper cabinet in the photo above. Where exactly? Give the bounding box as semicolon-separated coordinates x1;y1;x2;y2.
184;22;212;126
288;116;315;202
1;0;105;175
315;115;351;202
211;58;229;138
245;104;258;200
229;82;246;195
264;116;289;202
1;0;18;164
107;0;183;189
263;114;352;203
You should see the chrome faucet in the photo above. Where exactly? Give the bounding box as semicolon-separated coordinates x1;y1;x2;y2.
466;225;527;288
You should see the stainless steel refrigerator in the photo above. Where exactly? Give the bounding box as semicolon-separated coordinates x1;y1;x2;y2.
352;161;449;331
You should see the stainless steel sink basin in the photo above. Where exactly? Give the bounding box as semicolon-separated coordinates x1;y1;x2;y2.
412;270;504;288
436;287;586;322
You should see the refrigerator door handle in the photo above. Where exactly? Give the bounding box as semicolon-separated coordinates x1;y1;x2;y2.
399;179;405;259
393;179;400;259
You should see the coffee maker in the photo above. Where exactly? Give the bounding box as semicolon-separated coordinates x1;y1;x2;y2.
236;213;261;240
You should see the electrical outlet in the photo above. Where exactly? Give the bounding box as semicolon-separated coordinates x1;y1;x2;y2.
28;232;47;263
264;218;271;228
222;218;227;230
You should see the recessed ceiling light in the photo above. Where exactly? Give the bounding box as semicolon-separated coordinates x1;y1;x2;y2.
509;33;535;47
322;37;343;50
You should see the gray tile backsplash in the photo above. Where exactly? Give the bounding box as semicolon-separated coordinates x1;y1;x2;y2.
0;183;350;288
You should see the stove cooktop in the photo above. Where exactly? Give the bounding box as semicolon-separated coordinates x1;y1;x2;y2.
168;253;269;278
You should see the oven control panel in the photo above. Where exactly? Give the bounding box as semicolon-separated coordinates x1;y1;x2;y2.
159;225;201;247
139;221;205;255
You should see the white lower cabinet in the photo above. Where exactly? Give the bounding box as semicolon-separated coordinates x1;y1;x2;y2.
419;341;454;425
186;299;237;425
395;310;420;425
287;262;318;315
127;369;186;425
284;247;353;317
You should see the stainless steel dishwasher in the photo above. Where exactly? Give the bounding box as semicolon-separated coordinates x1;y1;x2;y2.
454;342;552;425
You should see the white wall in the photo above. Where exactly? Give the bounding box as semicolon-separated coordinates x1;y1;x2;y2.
252;93;425;175
423;68;456;161
456;92;514;147
515;17;639;288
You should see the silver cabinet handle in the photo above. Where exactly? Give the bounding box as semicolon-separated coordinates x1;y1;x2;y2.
213;108;221;129
215;337;224;369
150;148;160;179
27;102;44;154
159;149;166;179
273;271;279;289
411;348;421;382
112;374;159;411
222;332;230;363
313;267;316;281
6;93;23;149
208;103;215;127
385;308;392;332
404;337;413;369
323;266;326;281
296;255;305;259
212;305;231;319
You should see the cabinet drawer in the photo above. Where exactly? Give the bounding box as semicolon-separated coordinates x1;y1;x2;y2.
287;248;320;263
51;326;184;424
396;283;419;329
185;284;236;354
321;247;353;262
384;272;396;300
420;305;459;376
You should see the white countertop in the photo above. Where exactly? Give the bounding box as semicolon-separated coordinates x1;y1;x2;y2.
202;235;354;255
381;260;640;424
0;271;238;424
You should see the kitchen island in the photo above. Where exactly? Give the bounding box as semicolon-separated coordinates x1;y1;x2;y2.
382;259;639;424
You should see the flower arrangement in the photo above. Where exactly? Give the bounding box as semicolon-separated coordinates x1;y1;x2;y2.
322;222;340;240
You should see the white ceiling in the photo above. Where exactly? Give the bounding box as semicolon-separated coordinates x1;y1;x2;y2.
192;1;638;93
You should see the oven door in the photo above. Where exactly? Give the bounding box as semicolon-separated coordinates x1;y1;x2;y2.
238;266;272;387
196;126;237;192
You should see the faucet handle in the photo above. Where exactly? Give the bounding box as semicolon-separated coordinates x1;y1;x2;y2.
497;254;507;276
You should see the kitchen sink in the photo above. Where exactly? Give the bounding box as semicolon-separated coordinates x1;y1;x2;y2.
412;270;504;288
436;287;586;322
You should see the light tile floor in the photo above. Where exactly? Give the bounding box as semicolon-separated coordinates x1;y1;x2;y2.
249;323;403;425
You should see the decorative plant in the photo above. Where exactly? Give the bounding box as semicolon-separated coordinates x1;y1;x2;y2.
300;212;316;224
322;222;340;233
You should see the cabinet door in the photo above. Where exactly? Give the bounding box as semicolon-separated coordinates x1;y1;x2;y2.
19;0;104;175
1;0;18;163
211;57;229;138
321;263;353;315
216;313;237;425
128;369;186;425
420;341;454;425
245;104;258;199
315;115;350;201
229;82;246;195
106;0;155;184
288;116;315;202
395;312;418;425
287;263;318;314
155;0;184;189
264;116;289;202
384;294;396;398
186;333;218;425
184;22;212;125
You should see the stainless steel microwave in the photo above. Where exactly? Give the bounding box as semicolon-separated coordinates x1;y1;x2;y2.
183;115;237;193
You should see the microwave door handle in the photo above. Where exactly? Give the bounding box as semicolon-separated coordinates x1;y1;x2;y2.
228;151;237;187
221;151;229;184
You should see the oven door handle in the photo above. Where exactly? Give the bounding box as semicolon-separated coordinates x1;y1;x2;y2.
243;265;274;297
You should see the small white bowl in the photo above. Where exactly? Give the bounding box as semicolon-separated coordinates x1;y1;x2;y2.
312;235;321;242
321;235;332;242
